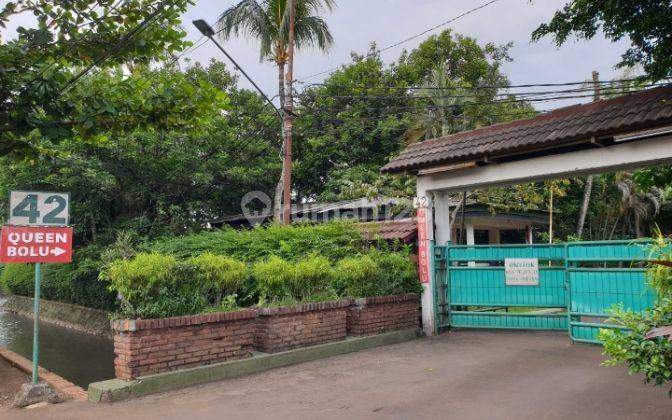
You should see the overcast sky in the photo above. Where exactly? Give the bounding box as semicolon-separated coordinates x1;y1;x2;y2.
4;0;633;109
179;0;633;109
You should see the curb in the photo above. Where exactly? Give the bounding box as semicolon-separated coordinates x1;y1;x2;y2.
89;328;422;403
0;348;88;402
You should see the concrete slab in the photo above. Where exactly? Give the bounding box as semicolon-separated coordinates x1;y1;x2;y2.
89;328;422;402
1;330;670;419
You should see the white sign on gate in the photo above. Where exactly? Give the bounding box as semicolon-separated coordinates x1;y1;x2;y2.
505;258;539;286
9;191;70;227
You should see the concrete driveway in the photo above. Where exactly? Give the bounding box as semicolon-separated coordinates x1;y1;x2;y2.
2;330;670;419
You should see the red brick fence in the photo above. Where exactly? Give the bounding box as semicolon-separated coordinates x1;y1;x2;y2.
112;294;419;380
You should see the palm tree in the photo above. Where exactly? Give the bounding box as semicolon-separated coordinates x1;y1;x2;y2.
405;63;475;143
216;0;335;221
610;172;663;238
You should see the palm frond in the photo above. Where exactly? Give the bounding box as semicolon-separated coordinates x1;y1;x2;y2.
216;0;276;61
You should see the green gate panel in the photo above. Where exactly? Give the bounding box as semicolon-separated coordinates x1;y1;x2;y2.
568;268;655;315
451;311;568;330
449;267;566;307
436;241;661;341
447;245;565;262
566;241;653;262
570;322;626;343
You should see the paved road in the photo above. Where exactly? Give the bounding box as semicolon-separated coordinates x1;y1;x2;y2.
3;330;670;419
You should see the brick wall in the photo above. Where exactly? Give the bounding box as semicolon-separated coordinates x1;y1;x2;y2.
347;293;419;336
112;310;257;380
255;300;350;353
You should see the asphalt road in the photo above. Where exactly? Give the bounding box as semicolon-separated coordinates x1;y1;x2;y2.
2;330;670;419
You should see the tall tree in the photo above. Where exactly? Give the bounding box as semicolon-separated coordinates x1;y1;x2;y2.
532;1;672;80
0;0;192;158
216;0;335;222
576;71;601;239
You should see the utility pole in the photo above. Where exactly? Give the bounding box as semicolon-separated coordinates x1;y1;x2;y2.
282;0;296;225
576;71;600;239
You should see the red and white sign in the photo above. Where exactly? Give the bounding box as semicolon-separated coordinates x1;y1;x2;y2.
417;208;430;284
0;226;73;263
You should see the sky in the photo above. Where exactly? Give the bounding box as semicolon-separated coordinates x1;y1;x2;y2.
3;0;633;110
179;0;633;109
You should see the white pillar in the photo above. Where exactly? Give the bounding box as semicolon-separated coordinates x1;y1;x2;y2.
433;191;452;245
465;221;475;245
526;225;533;244
465;221;476;267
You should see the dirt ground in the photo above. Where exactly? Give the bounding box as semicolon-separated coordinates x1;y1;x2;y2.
0;358;28;408
2;330;671;419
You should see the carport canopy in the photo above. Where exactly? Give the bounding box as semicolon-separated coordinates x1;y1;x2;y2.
382;85;672;334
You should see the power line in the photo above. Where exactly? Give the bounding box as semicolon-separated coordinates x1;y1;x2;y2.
296;83;666;101
297;77;655;92
296;0;500;82
297;88;658;115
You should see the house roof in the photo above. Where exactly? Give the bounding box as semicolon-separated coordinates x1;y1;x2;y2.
359;218;418;243
381;85;672;174
358;207;548;242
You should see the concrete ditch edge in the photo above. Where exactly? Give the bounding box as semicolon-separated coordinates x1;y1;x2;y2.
88;328;422;403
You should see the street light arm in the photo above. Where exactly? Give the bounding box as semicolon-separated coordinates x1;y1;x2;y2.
192;20;283;121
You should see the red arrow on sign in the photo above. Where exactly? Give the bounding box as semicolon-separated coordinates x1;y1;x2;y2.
0;226;73;263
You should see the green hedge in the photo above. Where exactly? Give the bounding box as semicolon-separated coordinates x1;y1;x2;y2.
2;223;421;317
0;244;117;310
151;222;367;262
101;249;420;319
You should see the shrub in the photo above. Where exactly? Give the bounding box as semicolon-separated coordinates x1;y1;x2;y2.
0;264;34;296
252;255;338;304
252;256;295;303
151;222;366;262
369;251;422;296
102;253;206;319
600;235;672;393
332;252;421;298
191;253;247;305
333;255;381;298
292;255;335;301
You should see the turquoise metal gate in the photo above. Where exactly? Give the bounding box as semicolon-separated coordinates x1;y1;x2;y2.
434;240;658;343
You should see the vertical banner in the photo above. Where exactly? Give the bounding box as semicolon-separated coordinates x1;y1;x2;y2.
417;208;430;284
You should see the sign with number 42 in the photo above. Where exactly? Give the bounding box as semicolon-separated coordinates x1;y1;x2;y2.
9;191;70;227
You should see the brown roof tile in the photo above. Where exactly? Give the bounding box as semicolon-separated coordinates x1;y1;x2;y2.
359;218;418;242
382;86;672;173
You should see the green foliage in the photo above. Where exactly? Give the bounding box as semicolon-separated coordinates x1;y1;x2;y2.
216;0;335;64
152;222;366;262
532;1;672;80
0;0;193;157
369;251;422;297
102;253;206;319
333;251;421;298
600;234;672;393
191;253;247;304
0;264;34;296
599;299;672;392
0;246;116;310
252;256;296;303
333;255;381;298
292;255;334;301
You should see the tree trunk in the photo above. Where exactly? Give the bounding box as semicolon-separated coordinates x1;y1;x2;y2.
576;71;601;240
273;60;286;224
282;0;297;225
548;188;554;243
635;213;643;238
576;175;593;239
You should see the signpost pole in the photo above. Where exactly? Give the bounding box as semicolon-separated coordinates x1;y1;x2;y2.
32;262;41;384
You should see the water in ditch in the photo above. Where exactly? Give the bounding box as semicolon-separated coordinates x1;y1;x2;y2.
0;297;115;388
